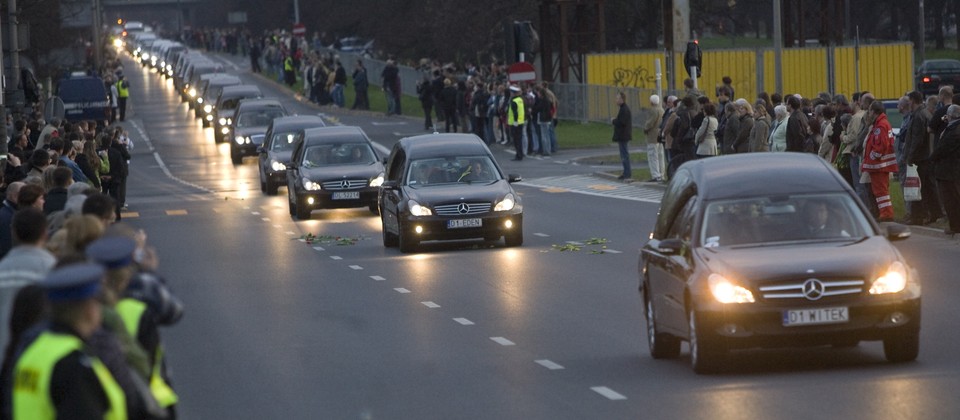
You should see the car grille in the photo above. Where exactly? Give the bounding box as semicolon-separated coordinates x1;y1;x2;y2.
434;202;492;216
758;279;865;301
322;179;368;190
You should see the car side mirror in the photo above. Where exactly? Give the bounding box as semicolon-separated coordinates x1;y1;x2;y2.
381;157;389;164
256;146;265;154
508;174;522;183
885;223;911;241
654;238;684;255
381;180;398;190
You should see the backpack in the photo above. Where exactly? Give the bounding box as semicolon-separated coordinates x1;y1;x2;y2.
98;150;110;174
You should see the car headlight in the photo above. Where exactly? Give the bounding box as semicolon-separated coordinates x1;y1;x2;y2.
188;87;196;97
197;97;204;104
869;261;908;295
494;193;516;211
369;173;385;187
142;53;150;60
271;160;287;171
218;117;227;125
302;179;322;191
408;200;432;216
234;135;249;145
708;273;755;304
203;104;212;113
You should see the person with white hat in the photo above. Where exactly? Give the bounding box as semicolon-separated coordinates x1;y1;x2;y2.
644;94;665;182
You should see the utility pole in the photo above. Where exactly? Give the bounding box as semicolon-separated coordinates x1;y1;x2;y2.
293;0;300;23
8;0;19;105
0;6;7;157
92;0;103;72
919;0;926;64
773;0;783;94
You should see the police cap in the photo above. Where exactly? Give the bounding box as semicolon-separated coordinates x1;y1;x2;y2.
86;236;137;269
44;263;104;302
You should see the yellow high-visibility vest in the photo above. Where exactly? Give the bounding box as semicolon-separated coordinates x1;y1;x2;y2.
116;298;179;408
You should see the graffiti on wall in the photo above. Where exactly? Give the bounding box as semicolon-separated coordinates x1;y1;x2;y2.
610;66;658;89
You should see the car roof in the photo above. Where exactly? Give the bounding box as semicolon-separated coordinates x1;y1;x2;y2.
220;85;262;96
237;98;284;110
302;126;368;144
270;115;326;130
682;153;850;201
204;74;241;84
397;133;490;158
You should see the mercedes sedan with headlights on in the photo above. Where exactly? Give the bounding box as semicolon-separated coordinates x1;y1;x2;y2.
229;98;288;165
639;153;920;374
379;133;523;253
286;126;385;220
258;115;327;195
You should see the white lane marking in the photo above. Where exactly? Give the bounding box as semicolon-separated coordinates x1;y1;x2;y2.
490;337;515;346
566;241;584;245
603;249;623;254
298;239;306;242
261;217;271;222
286;231;296;235
130;120;216;195
535;359;565;370
591;386;627;400
349;265;363;270
313;246;325;251
534;233;550;237
330;256;342;260
372;121;408;126
394;288;410;294
273;224;281;228
244;206;251;210
370;275;386;281
453;318;474;325
421;301;440;308
252;211;261;215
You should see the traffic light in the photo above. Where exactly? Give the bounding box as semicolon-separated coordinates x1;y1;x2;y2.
684;40;702;78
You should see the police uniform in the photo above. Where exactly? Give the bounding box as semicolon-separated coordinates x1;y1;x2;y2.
508;85;526;161
88;236;179;415
116;75;129;121
9;263;127;420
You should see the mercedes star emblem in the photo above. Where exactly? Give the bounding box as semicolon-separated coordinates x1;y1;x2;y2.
802;278;826;301
457;203;469;214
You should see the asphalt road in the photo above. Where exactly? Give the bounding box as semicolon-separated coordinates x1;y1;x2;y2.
114;51;960;419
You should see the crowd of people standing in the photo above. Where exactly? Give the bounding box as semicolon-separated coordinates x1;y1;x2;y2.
630;78;960;234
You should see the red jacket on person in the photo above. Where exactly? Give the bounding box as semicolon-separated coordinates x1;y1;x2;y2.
862;113;899;173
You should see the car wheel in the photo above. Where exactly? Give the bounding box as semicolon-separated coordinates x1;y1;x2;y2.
368;204;380;215
288;198;295;216
689;308;724;374
259;170;266;193
645;295;680;359
295;198;311;220
202;119;210;128
883;331;920;363
265;178;279;196
398;224;418;253
231;148;242;165
381;215;398;248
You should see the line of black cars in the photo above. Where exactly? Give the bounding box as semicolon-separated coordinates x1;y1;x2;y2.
132;41;525;253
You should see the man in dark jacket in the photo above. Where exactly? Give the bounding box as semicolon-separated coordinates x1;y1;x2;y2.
785;95;810;152
43;167;73;215
612;91;632;180
0;183;22;259
100;133;129;221
903;90;944;225
930;104;960;235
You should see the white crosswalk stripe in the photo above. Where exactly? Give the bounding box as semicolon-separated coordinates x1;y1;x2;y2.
518;175;664;203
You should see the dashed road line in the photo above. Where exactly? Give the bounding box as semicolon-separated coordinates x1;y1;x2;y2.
273;224;281;228
533;233;550;237
129;120;216;195
313;246;325;251
349;265;363;270
591;386;627;400
394;288;411;294
453;318;474;325
261;217;270;222
603;249;623;254
421;301;440;308
165;210;188;216
286;231;296;235
330;256;342;260
120;212;140;219
566;241;584;245
252;211;261;215
490;337;515;346
370;275;385;281
534;359;565;370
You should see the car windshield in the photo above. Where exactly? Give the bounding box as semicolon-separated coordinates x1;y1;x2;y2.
405;156;500;186
927;61;960;71
220;97;242;111
700;193;873;248
236;108;285;128
270;131;299;152
302;143;376;168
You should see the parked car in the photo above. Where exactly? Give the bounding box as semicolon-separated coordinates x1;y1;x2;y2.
285;126;384;219
258;115;327;195
915;59;960;96
57;73;109;123
379;133;523;253
638;153;920;374
214;85;263;143
229;98;288;164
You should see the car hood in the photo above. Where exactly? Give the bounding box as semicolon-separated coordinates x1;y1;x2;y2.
701;236;901;283
403;181;515;205
301;162;384;181
219;109;236;118
235;126;268;137
267;151;293;164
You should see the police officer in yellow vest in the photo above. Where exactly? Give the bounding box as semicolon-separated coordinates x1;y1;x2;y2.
116;74;130;121
87;236;179;418
508;85;526;161
10;263;127;420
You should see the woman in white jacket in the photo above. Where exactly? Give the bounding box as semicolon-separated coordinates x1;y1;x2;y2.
769;105;789;152
695;102;719;158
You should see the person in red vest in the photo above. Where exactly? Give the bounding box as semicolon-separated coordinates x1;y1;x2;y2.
861;101;899;221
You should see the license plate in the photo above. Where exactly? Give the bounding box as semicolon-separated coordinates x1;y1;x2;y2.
447;218;482;229
782;307;849;327
331;192;360;200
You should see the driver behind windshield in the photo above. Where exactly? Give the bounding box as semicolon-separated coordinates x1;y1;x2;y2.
800;199;850;238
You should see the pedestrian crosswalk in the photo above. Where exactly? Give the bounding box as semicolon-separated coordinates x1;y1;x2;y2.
519;175;664;203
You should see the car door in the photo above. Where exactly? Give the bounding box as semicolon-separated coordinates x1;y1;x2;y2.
287;137;305;204
260;123;275;174
645;195;699;335
380;146;406;234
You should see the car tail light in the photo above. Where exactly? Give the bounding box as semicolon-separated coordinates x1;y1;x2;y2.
922;77;932;83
